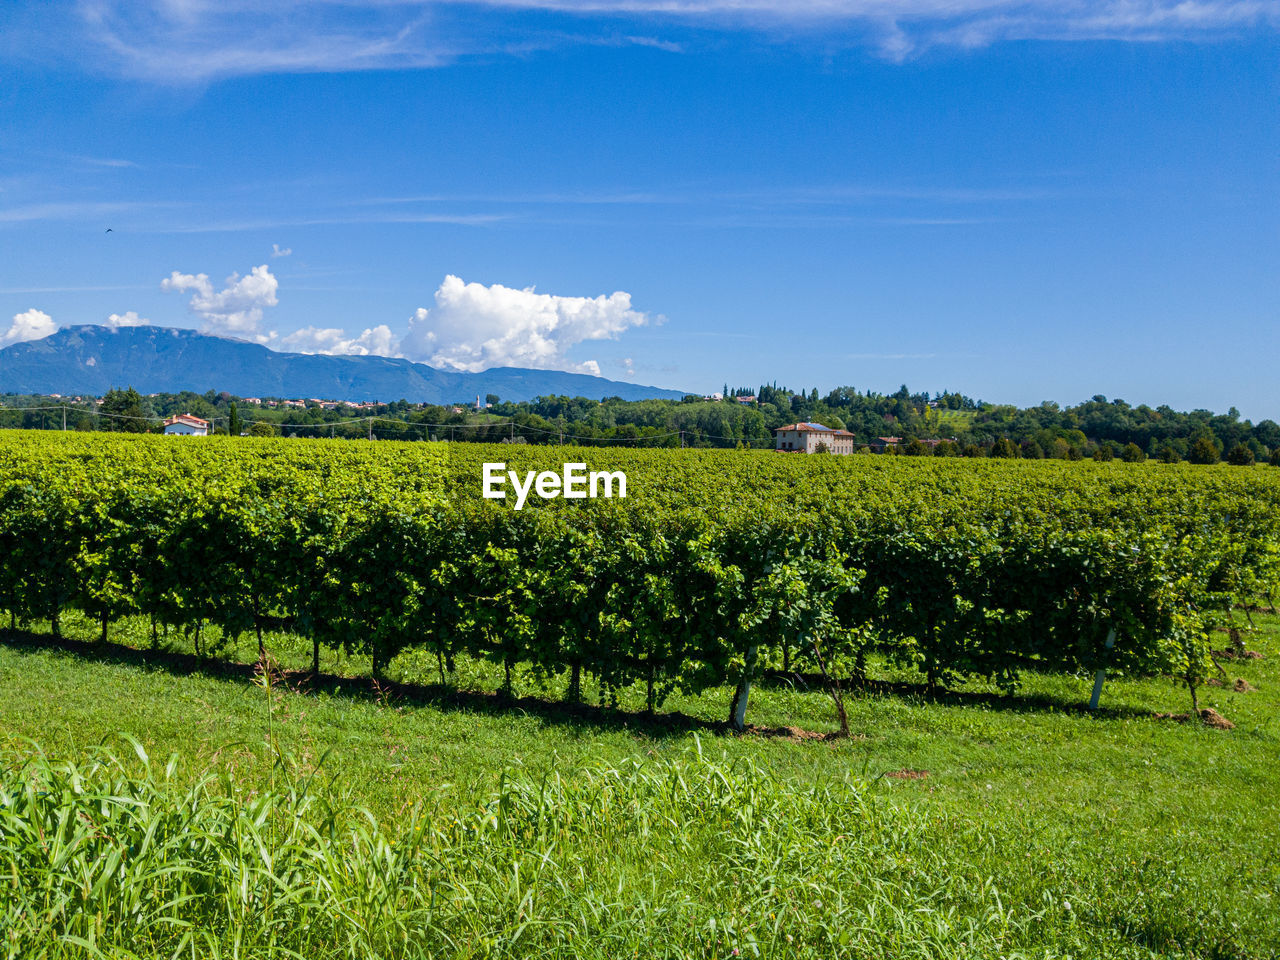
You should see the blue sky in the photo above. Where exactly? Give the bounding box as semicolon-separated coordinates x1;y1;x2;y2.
1;1;1277;415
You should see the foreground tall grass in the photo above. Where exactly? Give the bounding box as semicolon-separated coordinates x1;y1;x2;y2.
2;736;1267;960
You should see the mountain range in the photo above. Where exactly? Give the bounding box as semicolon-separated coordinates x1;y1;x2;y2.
0;325;686;404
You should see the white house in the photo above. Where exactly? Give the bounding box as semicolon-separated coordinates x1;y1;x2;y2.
774;422;856;455
162;414;210;436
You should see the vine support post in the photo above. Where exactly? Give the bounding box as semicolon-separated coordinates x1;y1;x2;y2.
1088;627;1116;712
729;644;758;732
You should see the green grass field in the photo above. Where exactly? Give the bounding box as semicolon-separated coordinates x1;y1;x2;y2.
2;608;1277;959
933;408;977;433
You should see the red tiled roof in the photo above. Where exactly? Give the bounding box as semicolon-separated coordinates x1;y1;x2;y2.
775;422;855;437
163;414;209;427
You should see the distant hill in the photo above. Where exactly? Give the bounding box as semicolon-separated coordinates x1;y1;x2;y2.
0;325;686;404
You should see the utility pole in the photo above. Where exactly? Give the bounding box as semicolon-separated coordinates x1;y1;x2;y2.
368;418;373;441
62;406;66;432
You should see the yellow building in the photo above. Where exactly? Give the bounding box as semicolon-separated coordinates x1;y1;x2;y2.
773;422;856;454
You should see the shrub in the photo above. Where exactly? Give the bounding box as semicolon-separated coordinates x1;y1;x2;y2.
990;437;1018;459
1188;436;1220;465
1270;447;1280;467
1092;444;1114;462
1158;444;1181;464
1227;443;1255;466
1121;443;1146;463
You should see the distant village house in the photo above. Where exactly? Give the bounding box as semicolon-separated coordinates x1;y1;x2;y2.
162;414;210;436
774;422;856;455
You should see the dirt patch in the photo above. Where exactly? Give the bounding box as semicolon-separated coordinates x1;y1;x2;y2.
1200;708;1235;729
884;769;929;780
1213;649;1264;660
1204;676;1254;689
743;723;848;742
1154;709;1235;730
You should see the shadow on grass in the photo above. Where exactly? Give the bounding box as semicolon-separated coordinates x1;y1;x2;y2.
0;627;742;741
1;627;1150;738
757;669;1154;720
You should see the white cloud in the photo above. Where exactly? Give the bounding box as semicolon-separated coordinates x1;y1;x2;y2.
105;310;150;328
161;263;278;340
278;324;398;356
0;200;166;224
271;243;292;257
1;308;57;347
399;274;651;375
64;0;1277;81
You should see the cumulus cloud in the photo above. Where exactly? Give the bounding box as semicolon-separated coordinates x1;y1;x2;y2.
144;266;651;373
105;310;150;328
1;308;57;346
271;243;292;257
278;324;398;356
399;275;652;375
161;264;278;340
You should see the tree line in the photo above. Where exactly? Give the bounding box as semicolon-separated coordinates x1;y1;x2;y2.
2;383;1278;463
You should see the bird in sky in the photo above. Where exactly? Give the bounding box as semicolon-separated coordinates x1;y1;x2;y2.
105;228;112;233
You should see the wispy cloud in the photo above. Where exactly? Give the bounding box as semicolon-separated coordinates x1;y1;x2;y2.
52;0;1280;82
0;284;151;293
357;183;1050;207
151;211;511;233
0;178;1032;235
846;352;941;360
68;154;139;168
0;200;172;224
356;189;686;206
333;181;1038;228
870;217;995;226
